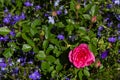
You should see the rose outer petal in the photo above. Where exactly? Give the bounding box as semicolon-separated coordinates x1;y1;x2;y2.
68;50;73;63
85;52;95;66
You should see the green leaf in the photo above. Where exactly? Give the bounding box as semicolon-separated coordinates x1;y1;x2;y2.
43;40;49;50
50;39;59;47
22;44;32;52
33;46;39;53
31;19;40;28
0;27;10;35
16;32;21;37
43;26;50;39
83;68;90;77
79;27;86;33
41;61;50;72
65;25;74;34
84;4;92;13
70;0;75;11
56;22;64;28
46;44;54;54
56;64;63;71
78;70;83;80
83;14;91;20
30;28;38;36
3;48;13;58
46;56;56;64
36;51;46;60
81;36;90;41
89;43;98;56
51;70;57;78
90;5;96;16
22;33;35;46
0;0;4;6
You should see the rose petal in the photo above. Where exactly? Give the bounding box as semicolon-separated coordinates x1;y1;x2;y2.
68;50;73;62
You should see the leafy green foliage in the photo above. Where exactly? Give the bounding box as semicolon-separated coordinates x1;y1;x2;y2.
0;0;119;80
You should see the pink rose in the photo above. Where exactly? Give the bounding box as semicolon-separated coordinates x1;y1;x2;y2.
68;43;95;68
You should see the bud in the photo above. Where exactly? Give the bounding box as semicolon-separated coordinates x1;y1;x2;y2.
91;16;97;23
75;3;80;10
52;11;57;16
95;60;101;68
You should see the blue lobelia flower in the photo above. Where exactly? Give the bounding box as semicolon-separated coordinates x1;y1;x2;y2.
117;23;120;28
35;5;41;10
57;10;62;15
13;15;20;22
20;12;25;20
97;31;101;38
54;0;60;7
57;34;65;40
108;37;116;43
118;36;120;40
3;17;10;24
48;16;55;24
10;29;15;37
98;26;104;31
112;0;120;5
24;1;33;7
29;70;41;80
114;14;120;21
0;58;7;70
101;50;109;59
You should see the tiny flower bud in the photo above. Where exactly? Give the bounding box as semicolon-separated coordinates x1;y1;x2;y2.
52;11;57;16
91;16;97;23
75;3;80;10
95;60;101;68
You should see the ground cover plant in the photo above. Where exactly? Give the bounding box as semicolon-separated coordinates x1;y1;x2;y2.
0;0;120;80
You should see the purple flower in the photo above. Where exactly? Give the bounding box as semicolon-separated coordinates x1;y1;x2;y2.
0;58;5;63
13;15;20;22
35;5;41;10
6;13;12;18
4;8;8;13
101;50;109;59
106;4;113;9
66;78;70;80
104;17;110;22
0;62;7;68
114;14;120;21
107;21;113;27
54;0;60;7
108;37;116;43
57;10;62;15
57;34;64;40
112;0;120;5
64;9;68;15
118;50;120;54
24;1;33;7
20;13;25;20
0;35;9;41
10;30;15;37
97;31;101;38
44;13;49;17
48;16;55;24
12;67;19;74
29;70;41;80
3;17;10;24
98;26;104;31
118;36;120;40
117;59;120;63
117;23;120;28
118;30;120;34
